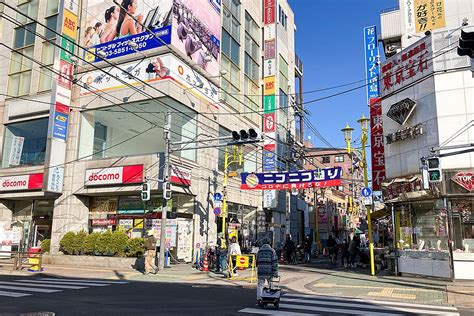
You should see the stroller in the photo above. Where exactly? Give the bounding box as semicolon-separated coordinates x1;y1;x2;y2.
258;277;281;309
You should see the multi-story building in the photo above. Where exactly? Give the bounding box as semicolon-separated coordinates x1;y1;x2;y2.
303;142;364;244
379;0;473;279
0;0;302;261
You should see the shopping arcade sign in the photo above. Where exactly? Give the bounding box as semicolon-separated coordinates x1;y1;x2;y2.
240;168;342;190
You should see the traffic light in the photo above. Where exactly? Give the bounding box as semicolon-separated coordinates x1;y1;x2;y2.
457;26;474;58
163;181;172;200
427;157;442;183
230;128;262;144
141;182;150;201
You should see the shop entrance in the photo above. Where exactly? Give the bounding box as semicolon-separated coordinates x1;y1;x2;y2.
11;200;54;250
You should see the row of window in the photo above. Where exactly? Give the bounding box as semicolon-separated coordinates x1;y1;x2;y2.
309;155;345;164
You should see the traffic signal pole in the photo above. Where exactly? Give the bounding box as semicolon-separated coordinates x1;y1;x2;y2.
158;111;171;272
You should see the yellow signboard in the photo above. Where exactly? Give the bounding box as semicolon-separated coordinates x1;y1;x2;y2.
235;255;249;268
264;76;276;95
414;0;445;32
133;218;144;229
62;9;78;39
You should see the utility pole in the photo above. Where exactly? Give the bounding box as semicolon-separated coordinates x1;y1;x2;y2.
221;146;229;249
285;86;293;238
158;111;171;272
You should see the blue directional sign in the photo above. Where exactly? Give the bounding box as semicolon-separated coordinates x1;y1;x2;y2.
362;187;372;197
213;193;223;202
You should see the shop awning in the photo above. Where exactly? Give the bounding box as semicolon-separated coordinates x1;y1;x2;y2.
371;208;390;220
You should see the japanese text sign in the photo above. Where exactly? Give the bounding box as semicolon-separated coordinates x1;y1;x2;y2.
240;167;342;190
364;26;380;102
380;37;433;97
370;98;386;191
414;0;445;32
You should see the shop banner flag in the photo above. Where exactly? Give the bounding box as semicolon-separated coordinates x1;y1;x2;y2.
241;167;342;190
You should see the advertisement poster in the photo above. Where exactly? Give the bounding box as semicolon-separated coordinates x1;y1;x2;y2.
82;0;220;76
370;98;386;191
414;0;445;32
363;26;379;103
8;136;24;166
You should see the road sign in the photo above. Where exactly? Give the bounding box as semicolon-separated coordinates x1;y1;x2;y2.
363;196;373;206
214;207;221;215
361;187;372;197
213;192;222;201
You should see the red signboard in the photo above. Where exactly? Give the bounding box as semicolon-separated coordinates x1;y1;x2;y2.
57;60;74;89
263;0;275;24
0;173;43;192
170;165;192;186
264;113;276;132
91;218;117;226
370;98;386;191
85;165;143;186
264;40;276;60
451;171;474;192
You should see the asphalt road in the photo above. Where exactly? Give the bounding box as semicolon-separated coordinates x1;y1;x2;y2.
0;274;256;315
0;274;470;316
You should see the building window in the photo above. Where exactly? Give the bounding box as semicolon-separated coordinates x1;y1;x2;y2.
335;155;344;163
279;55;289;93
244;77;260;123
38;1;59;91
222;0;240;66
7;0;39;96
321;156;330;164
78;100;197;161
244;11;259;82
278;5;287;30
2;118;48;168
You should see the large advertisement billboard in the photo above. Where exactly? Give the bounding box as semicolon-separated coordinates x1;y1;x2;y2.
82;0;220;76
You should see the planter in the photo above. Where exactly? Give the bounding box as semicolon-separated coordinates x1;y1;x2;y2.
43;254;143;270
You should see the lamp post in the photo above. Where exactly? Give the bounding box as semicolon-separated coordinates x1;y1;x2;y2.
342;115;376;276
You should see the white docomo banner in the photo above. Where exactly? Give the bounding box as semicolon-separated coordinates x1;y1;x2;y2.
85;167;123;186
0;175;29;191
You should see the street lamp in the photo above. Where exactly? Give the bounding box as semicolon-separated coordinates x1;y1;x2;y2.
341;114;376;277
341;123;354;153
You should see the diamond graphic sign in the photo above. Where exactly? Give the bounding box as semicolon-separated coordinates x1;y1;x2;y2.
451;171;474;192
387;98;416;125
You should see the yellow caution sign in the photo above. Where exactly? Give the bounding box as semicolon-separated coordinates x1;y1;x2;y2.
235;255;249;268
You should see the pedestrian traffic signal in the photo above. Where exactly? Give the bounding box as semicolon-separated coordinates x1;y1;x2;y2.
427;157;442;183
230;128;262;144
141;182;151;201
457;26;474;58
163;181;172;200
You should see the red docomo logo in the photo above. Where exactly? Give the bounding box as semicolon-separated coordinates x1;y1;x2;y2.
88;173;120;182
2;180;27;187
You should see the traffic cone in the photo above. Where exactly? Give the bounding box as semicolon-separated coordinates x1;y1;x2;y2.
202;256;209;272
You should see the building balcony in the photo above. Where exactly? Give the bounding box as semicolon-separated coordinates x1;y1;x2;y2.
295;53;303;77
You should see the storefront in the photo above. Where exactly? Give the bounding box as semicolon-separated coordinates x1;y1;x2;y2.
219;202;257;251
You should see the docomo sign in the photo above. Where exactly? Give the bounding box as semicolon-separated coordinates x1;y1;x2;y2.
91;219;117;226
85;165;143;186
0;174;44;192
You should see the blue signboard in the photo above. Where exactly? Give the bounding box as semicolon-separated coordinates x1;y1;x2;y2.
52;111;69;141
364;25;380;103
86;25;172;63
213;193;222;202
263;151;276;171
214;207;221;215
361;187;372;197
241;167;342;190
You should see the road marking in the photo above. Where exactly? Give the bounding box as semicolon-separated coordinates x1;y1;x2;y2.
15;280;109;287
279;303;398;316
239;308;317;315
36;278;129;284
281;298;459;315
0;285;60;293
314;282;441;293
0;290;30;298
0;281;85;290
284;293;457;310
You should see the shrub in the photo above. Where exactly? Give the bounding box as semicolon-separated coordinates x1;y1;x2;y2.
95;230;113;255
110;230;129;257
126;238;145;257
40;239;51;253
73;230;88;255
59;232;77;255
83;232;100;255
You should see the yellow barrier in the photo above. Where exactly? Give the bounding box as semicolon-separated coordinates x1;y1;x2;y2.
228;254;256;283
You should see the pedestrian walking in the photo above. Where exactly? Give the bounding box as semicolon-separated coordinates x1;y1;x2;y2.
228;236;241;276
348;236;358;267
303;235;311;262
256;237;278;305
215;233;223;272
327;235;337;264
282;235;295;264
341;238;350;267
144;230;158;275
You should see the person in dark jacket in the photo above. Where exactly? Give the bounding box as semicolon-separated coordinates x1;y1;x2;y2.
283;235;295;264
144;230;158;274
348;236;358;267
303;235;312;262
340;238;350;267
256;237;278;303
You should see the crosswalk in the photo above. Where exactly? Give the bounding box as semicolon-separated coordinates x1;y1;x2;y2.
239;293;460;316
0;278;128;298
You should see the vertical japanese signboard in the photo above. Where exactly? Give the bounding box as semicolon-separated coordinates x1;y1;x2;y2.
43;0;78;193
369;98;386;191
263;0;277;208
363;26;379;104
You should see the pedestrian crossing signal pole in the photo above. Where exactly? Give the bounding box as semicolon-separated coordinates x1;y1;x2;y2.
158;111;171;272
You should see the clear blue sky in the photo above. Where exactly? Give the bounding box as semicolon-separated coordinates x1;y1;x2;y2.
289;0;398;148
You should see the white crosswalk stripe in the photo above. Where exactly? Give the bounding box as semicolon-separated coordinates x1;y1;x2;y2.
239;293;460;316
0;278;128;298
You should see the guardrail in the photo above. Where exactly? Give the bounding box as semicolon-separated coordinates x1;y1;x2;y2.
0;250;43;272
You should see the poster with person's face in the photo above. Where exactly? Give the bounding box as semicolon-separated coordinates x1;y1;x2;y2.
82;0;220;77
